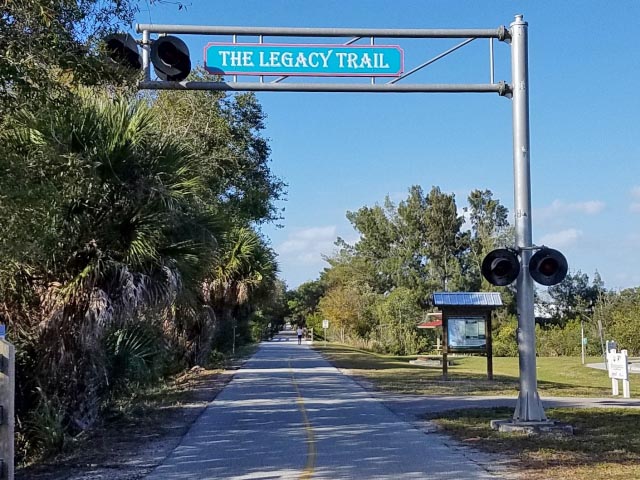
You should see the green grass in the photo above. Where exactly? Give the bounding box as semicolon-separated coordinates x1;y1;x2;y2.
314;343;637;397
428;407;640;480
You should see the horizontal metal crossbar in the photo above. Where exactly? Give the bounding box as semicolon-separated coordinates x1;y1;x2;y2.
135;23;510;40
138;80;511;95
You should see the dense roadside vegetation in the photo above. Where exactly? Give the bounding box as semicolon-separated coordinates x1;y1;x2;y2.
1;0;288;463
18;345;258;479
290;184;640;359
290;187;512;355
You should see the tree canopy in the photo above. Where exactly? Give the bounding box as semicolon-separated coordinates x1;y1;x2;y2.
289;185;511;355
1;0;139;114
1;2;288;454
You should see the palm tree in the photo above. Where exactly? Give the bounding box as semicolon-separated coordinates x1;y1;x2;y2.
1;89;219;430
205;227;278;347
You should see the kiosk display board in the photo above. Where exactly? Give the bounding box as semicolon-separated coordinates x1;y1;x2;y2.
447;316;486;351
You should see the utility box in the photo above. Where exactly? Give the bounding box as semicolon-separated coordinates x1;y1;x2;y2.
432;292;503;380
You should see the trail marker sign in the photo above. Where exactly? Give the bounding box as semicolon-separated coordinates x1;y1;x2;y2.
205;43;403;77
607;349;630;398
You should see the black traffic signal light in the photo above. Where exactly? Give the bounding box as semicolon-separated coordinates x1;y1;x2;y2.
103;33;142;70
103;33;192;81
529;247;568;286
481;247;569;287
150;35;191;82
481;248;520;286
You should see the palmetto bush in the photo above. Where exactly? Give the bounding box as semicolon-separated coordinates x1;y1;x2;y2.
105;322;166;392
1;89;220;434
20;388;66;460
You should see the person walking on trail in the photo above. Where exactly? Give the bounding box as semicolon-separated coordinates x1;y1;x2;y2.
297;326;303;345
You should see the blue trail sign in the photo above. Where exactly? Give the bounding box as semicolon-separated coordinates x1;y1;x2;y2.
204;43;404;77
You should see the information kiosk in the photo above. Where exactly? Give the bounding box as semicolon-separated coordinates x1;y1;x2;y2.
432;292;503;380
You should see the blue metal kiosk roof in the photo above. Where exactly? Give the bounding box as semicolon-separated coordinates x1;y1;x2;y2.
432;292;503;307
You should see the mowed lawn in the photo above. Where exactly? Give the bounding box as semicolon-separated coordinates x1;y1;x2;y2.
428;407;640;480
314;343;639;397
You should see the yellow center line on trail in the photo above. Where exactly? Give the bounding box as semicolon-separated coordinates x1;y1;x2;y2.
289;357;317;479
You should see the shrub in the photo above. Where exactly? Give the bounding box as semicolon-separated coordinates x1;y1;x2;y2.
537;319;582;356
208;350;228;369
21;388;66;460
492;316;519;356
105;322;166;394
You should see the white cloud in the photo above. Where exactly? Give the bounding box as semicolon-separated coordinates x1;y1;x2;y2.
387;191;408;203
631;186;640;199
536;199;605;220
538;228;583;248
277;226;338;266
578;201;606;214
630;203;640;213
458;207;472;231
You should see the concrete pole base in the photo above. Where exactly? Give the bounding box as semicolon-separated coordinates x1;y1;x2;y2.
513;390;547;422
490;419;574;436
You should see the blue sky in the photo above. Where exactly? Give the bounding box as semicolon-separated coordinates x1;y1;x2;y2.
135;1;640;291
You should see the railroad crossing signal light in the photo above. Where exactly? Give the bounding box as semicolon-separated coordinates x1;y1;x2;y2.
481;247;569;287
103;33;142;70
529;247;568;286
150;35;191;81
481;248;520;286
103;33;191;81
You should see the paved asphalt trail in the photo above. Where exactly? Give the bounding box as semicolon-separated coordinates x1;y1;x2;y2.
147;337;500;479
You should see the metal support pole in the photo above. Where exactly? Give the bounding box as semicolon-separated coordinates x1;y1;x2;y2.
371;36;375;85
142;30;151;82
136;23;509;39
510;14;546;422
138;80;510;94
232;322;236;355
388;37;475;85
581;319;586;364
489;38;495;84
232;35;238;83
259;35;264;83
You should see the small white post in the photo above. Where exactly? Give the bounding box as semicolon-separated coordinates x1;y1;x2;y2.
623;379;631;398
581;320;586;365
622;349;631;398
232;322;236;355
322;319;329;346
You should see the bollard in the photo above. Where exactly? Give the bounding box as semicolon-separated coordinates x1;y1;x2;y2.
0;339;15;480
